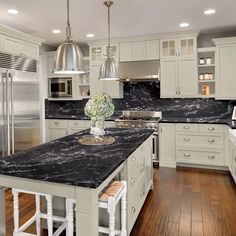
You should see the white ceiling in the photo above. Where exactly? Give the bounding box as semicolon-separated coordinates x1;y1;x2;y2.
0;0;236;46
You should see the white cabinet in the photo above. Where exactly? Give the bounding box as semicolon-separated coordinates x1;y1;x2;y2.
146;40;160;60
160;37;197;98
3;36;39;59
47;120;68;141
0;34;3;51
47;54;55;77
159;123;176;167
214;39;236;99
119;40;159;62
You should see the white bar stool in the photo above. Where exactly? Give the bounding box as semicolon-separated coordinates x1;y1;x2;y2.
67;180;127;236
12;188;73;236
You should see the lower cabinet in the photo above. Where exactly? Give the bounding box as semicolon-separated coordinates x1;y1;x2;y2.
159;122;228;169
46;119;116;141
159;123;176;167
228;130;236;183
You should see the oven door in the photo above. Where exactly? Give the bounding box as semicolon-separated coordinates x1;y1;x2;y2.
48;78;72;98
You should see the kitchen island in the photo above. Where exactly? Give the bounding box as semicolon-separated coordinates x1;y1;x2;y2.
0;128;154;235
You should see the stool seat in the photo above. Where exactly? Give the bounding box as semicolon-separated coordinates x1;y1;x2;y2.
99;181;125;202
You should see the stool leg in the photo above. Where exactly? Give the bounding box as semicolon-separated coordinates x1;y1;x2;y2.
108;198;116;236
35;193;41;236
121;191;127;236
66;199;74;236
12;189;19;235
46;195;53;236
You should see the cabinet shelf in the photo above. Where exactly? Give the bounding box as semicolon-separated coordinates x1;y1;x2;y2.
198;80;215;83
197;47;216;53
198;64;215;67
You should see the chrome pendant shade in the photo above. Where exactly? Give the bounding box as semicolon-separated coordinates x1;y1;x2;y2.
54;0;84;74
99;1;119;80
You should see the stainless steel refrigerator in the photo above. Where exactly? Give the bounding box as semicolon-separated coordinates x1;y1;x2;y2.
0;52;40;158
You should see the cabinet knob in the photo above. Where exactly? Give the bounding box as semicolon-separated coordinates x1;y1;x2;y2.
141;147;145;152
184;138;190;142
208;139;215;143
183;126;190;129
131;178;135;185
131;207;136;215
140;189;144;196
208;127;215;131
184;153;190;158
132;156;136;162
140;165;144;172
54;122;59;125
208;155;215;159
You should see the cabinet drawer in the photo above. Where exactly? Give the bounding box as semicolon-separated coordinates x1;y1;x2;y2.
128;157;145;194
176;134;223;149
128;178;145;229
68;120;85;128
199;124;224;133
48;120;68;128
176;123;198;132
176;149;225;166
127;143;146;172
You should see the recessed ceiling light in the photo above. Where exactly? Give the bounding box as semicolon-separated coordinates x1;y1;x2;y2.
204;9;216;15
52;29;61;34
179;22;190;28
86;33;95;38
7;9;19;15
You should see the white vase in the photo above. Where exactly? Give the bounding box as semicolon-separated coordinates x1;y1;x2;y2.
90;117;105;136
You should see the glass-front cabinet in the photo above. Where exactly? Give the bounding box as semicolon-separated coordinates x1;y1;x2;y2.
161;39;177;59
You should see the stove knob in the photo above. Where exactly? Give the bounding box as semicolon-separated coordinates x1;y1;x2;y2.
125;124;129;127
137;125;142;128
149;125;154;129
131;124;136;128
154;125;158;129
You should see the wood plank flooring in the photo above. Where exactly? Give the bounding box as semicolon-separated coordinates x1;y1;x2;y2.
5;167;236;236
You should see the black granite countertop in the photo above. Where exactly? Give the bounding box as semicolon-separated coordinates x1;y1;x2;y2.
160;117;236;129
0;128;154;188
45;114;118;121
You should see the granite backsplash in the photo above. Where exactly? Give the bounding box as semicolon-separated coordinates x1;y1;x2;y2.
45;82;236;121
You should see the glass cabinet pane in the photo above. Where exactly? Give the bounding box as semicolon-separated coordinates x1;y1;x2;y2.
91;46;103;62
162;40;176;57
180;38;194;56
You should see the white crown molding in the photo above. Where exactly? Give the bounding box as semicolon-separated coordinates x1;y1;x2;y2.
0;23;45;45
213;37;236;45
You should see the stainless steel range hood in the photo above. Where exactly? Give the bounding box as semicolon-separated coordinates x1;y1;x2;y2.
118;60;159;82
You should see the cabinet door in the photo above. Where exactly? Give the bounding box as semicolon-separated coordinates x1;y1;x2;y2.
146;40;160;60
90;65;105;96
160;39;177;60
3;36;38;59
132;41;146;61
160;60;178;98
90;45;103;65
119;43;132;62
179;37;196;59
48;127;68;141
47;55;55;77
159;123;176;167
215;45;236;99
178;58;197;97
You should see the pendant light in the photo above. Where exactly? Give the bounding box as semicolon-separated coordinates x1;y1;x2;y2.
99;1;119;80
54;0;84;74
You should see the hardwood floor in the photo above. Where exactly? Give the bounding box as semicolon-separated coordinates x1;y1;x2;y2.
5;167;236;236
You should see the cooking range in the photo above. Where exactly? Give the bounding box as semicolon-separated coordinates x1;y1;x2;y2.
115;111;162;166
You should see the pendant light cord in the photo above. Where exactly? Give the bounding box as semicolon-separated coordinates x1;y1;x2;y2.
108;4;110;48
66;0;71;40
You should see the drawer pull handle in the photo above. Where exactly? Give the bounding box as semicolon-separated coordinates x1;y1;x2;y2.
184;138;190;141
54;122;59;125
208;155;215;159
208;139;215;143
132;156;136;162
131;178;135;185
208;127;215;131
131;207;136;215
184;153;190;158
183;126;190;129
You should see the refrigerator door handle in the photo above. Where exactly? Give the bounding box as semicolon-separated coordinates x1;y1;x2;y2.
9;74;14;154
6;72;11;156
1;74;6;157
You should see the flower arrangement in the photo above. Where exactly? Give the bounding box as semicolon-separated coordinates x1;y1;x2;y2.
84;93;114;136
85;93;114;118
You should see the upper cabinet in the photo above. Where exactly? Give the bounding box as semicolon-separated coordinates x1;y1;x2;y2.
3;36;39;59
119;39;160;62
214;37;236;100
160;36;197;98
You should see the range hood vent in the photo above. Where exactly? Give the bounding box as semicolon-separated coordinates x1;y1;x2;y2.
118;60;159;82
0;52;37;73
